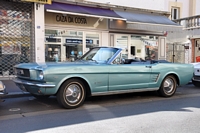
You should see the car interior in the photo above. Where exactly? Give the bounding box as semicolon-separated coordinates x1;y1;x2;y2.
123;59;170;64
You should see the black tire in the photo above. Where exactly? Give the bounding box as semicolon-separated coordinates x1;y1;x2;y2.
56;79;86;109
158;75;177;97
192;80;200;87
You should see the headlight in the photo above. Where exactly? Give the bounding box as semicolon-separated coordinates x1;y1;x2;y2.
38;71;44;80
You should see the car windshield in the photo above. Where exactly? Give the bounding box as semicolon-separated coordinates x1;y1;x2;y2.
79;47;119;63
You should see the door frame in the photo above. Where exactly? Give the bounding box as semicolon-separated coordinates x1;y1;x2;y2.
114;34;132;59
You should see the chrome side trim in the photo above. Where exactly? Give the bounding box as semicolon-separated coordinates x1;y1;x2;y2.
155;74;160;82
91;87;159;96
192;78;200;82
13;79;55;88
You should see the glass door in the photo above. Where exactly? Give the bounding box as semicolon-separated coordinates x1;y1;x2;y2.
64;31;83;61
85;32;100;54
115;34;129;59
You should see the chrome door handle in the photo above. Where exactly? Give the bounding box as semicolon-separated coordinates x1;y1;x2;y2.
145;65;152;68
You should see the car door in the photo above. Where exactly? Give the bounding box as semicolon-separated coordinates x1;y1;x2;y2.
108;63;152;91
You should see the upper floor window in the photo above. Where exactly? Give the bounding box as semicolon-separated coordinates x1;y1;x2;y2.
171;7;179;20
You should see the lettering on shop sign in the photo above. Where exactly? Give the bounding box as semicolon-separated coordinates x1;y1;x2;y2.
56;15;87;24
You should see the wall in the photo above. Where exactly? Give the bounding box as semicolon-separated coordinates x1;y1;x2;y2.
196;0;200;15
86;0;198;18
35;3;45;62
86;0;166;11
178;0;190;18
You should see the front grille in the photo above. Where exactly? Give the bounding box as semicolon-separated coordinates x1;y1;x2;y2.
16;68;30;78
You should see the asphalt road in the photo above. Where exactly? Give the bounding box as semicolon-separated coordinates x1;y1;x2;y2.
0;84;200;133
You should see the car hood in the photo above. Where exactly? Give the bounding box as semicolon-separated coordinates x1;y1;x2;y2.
14;61;98;70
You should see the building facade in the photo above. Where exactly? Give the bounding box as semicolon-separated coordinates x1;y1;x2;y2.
43;0;182;63
85;0;200;63
0;0;185;79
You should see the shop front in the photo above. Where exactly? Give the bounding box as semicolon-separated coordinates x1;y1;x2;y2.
44;12;106;62
0;0;34;78
108;11;183;61
44;2;124;62
44;2;183;62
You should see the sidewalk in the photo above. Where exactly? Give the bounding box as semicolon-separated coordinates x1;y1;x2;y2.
1;80;30;98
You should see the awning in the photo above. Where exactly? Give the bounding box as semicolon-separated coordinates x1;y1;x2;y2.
114;11;183;31
45;2;125;20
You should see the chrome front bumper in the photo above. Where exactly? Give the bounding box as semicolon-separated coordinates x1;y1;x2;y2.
13;78;56;88
192;75;200;82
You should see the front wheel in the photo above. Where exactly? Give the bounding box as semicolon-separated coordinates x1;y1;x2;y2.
57;79;86;109
157;75;177;97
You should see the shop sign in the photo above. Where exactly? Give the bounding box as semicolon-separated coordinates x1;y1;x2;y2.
56;15;87;24
21;0;52;4
66;39;93;44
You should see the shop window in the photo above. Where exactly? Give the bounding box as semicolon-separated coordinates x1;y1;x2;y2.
45;29;100;62
131;35;158;60
86;33;99;52
45;44;61;62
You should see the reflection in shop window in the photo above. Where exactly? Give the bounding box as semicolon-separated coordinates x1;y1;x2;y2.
131;35;158;60
116;35;128;58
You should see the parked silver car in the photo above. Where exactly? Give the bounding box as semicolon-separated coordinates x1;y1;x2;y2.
0;81;6;102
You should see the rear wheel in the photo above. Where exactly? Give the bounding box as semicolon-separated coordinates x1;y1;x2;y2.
158;75;177;97
57;79;86;109
192;80;200;87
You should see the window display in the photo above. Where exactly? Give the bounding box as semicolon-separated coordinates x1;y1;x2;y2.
45;29;100;62
45;44;61;62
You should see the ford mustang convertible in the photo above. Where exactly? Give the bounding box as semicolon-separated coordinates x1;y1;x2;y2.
13;47;194;109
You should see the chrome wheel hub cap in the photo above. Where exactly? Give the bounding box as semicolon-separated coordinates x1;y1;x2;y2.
164;78;174;93
65;84;81;104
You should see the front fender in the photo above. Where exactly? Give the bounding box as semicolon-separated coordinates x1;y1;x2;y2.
159;71;180;85
55;74;92;94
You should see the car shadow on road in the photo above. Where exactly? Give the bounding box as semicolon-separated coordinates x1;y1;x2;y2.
1;85;200;133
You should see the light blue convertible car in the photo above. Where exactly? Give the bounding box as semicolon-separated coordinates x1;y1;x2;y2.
13;47;194;109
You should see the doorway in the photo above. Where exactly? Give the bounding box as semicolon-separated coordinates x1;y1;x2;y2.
114;34;158;60
166;43;185;63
